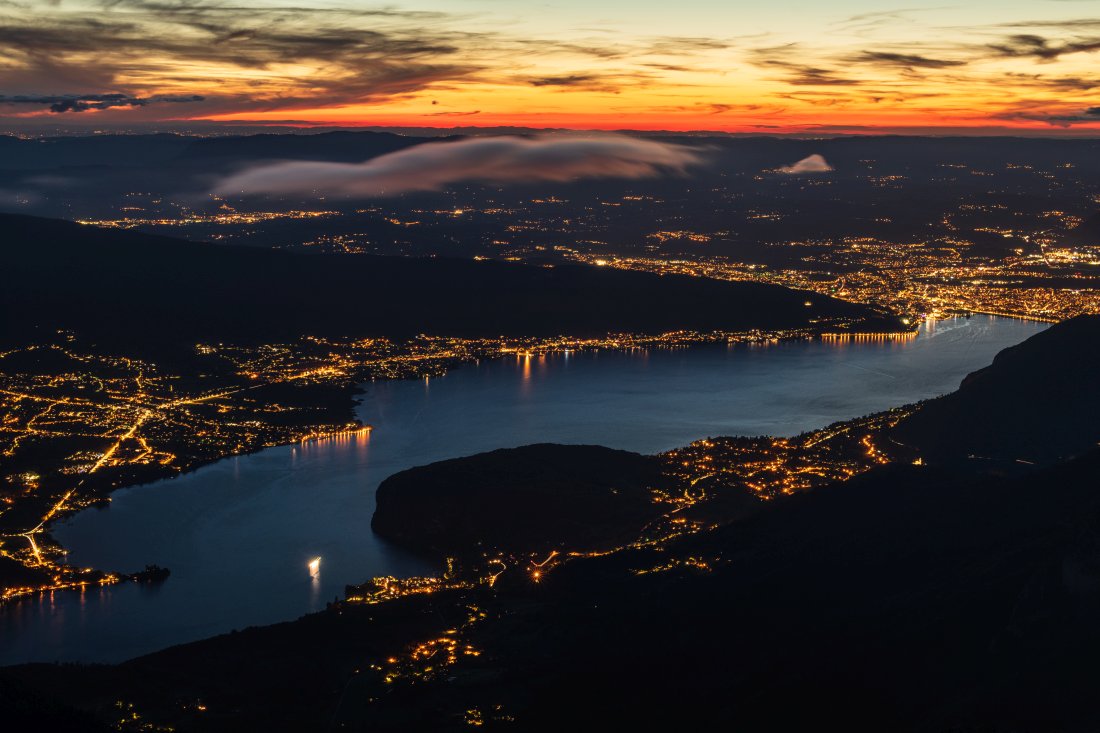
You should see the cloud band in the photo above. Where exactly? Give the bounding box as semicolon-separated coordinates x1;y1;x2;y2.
213;134;702;197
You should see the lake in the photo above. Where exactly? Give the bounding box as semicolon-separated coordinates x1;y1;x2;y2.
0;315;1046;664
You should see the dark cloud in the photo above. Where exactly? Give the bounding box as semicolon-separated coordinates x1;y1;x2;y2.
853;51;966;69
529;74;600;87
642;36;729;55
1003;73;1099;91
775;92;848;106
749;45;860;87
158;94;206;103
213;134;702;198
987;34;1100;61
541;42;629;61
643;101;784;117
536;34;729;63
0;92;204;113
993;106;1100;127
641;63;694;73
525;70;658;94
997;19;1100;30
425;110;481;117
751;25;1100;99
770;64;860;86
1;94;145;113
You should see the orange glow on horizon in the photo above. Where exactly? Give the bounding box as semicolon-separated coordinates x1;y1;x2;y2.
198;109;1100;135
3;1;1100;135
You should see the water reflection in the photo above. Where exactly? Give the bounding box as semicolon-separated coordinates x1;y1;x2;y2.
309;558;322;611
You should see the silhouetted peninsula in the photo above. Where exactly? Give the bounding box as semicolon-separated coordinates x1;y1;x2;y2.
373;444;669;557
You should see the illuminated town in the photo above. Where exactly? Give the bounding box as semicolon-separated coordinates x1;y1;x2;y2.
568;245;1100;324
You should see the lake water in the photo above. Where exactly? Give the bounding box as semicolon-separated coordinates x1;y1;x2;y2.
0;316;1046;664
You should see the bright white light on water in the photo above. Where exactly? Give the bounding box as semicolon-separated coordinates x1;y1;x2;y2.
308;557;321;577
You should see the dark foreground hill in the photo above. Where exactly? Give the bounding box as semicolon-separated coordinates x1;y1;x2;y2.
6;453;1091;726
0;213;894;350
449;449;1100;733
890;314;1100;465
9;455;1100;732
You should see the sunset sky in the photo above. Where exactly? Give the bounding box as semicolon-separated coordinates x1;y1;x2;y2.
1;0;1098;133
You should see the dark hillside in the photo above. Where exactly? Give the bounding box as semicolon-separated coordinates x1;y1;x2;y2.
372;444;671;556
890;314;1100;464
0;213;894;349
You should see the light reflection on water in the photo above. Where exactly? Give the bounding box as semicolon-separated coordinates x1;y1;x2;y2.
1;316;1046;664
